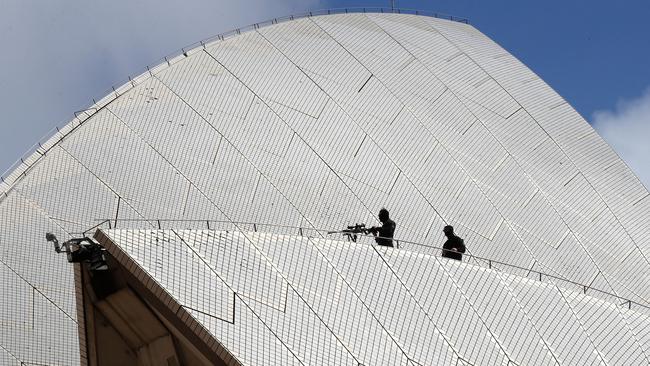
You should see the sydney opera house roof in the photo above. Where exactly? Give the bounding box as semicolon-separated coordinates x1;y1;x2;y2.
0;9;648;366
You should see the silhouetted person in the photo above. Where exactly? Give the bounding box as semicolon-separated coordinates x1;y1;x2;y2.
442;225;465;261
368;208;396;247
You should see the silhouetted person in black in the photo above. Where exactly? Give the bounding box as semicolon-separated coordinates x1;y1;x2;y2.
368;208;396;247
442;225;465;261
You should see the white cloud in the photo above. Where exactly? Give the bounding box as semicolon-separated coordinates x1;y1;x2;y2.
592;88;650;187
0;0;323;175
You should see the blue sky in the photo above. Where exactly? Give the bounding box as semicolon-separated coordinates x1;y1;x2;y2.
1;0;649;185
345;0;650;117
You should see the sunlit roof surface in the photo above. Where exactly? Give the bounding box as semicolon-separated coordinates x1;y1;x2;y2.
98;229;650;365
0;10;648;365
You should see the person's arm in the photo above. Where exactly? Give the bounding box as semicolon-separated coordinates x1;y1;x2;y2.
451;238;464;253
441;240;451;256
368;226;379;236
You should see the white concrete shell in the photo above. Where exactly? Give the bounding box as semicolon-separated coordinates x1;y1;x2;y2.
0;10;648;365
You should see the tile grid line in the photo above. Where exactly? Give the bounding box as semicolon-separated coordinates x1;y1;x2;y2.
2;12;647;359
256;23;450;228
201;48;378;223
0;344;23;365
5;190;78;322
425;16;650;268
103;103;280;242
385;249;519;364
222;231;364;364
371;245;500;364
308;15;543;273
152;74;323;238
303;236;417;363
420;14;649;307
415;14;639;276
436;257;561;365
360;13;623;300
171;229;307;366
554;286;611;365
57;145;152;230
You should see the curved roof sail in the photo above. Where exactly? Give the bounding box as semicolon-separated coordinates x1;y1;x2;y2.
0;10;648;365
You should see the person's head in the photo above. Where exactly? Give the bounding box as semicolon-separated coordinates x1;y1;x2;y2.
443;225;454;237
378;208;389;223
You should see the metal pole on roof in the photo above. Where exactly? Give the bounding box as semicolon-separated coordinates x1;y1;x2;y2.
390;0;396;11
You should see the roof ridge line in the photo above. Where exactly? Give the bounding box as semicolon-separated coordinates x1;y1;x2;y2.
0;9;468;196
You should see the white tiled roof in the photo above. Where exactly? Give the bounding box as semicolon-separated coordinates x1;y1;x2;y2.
103;229;650;365
0;11;648;365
